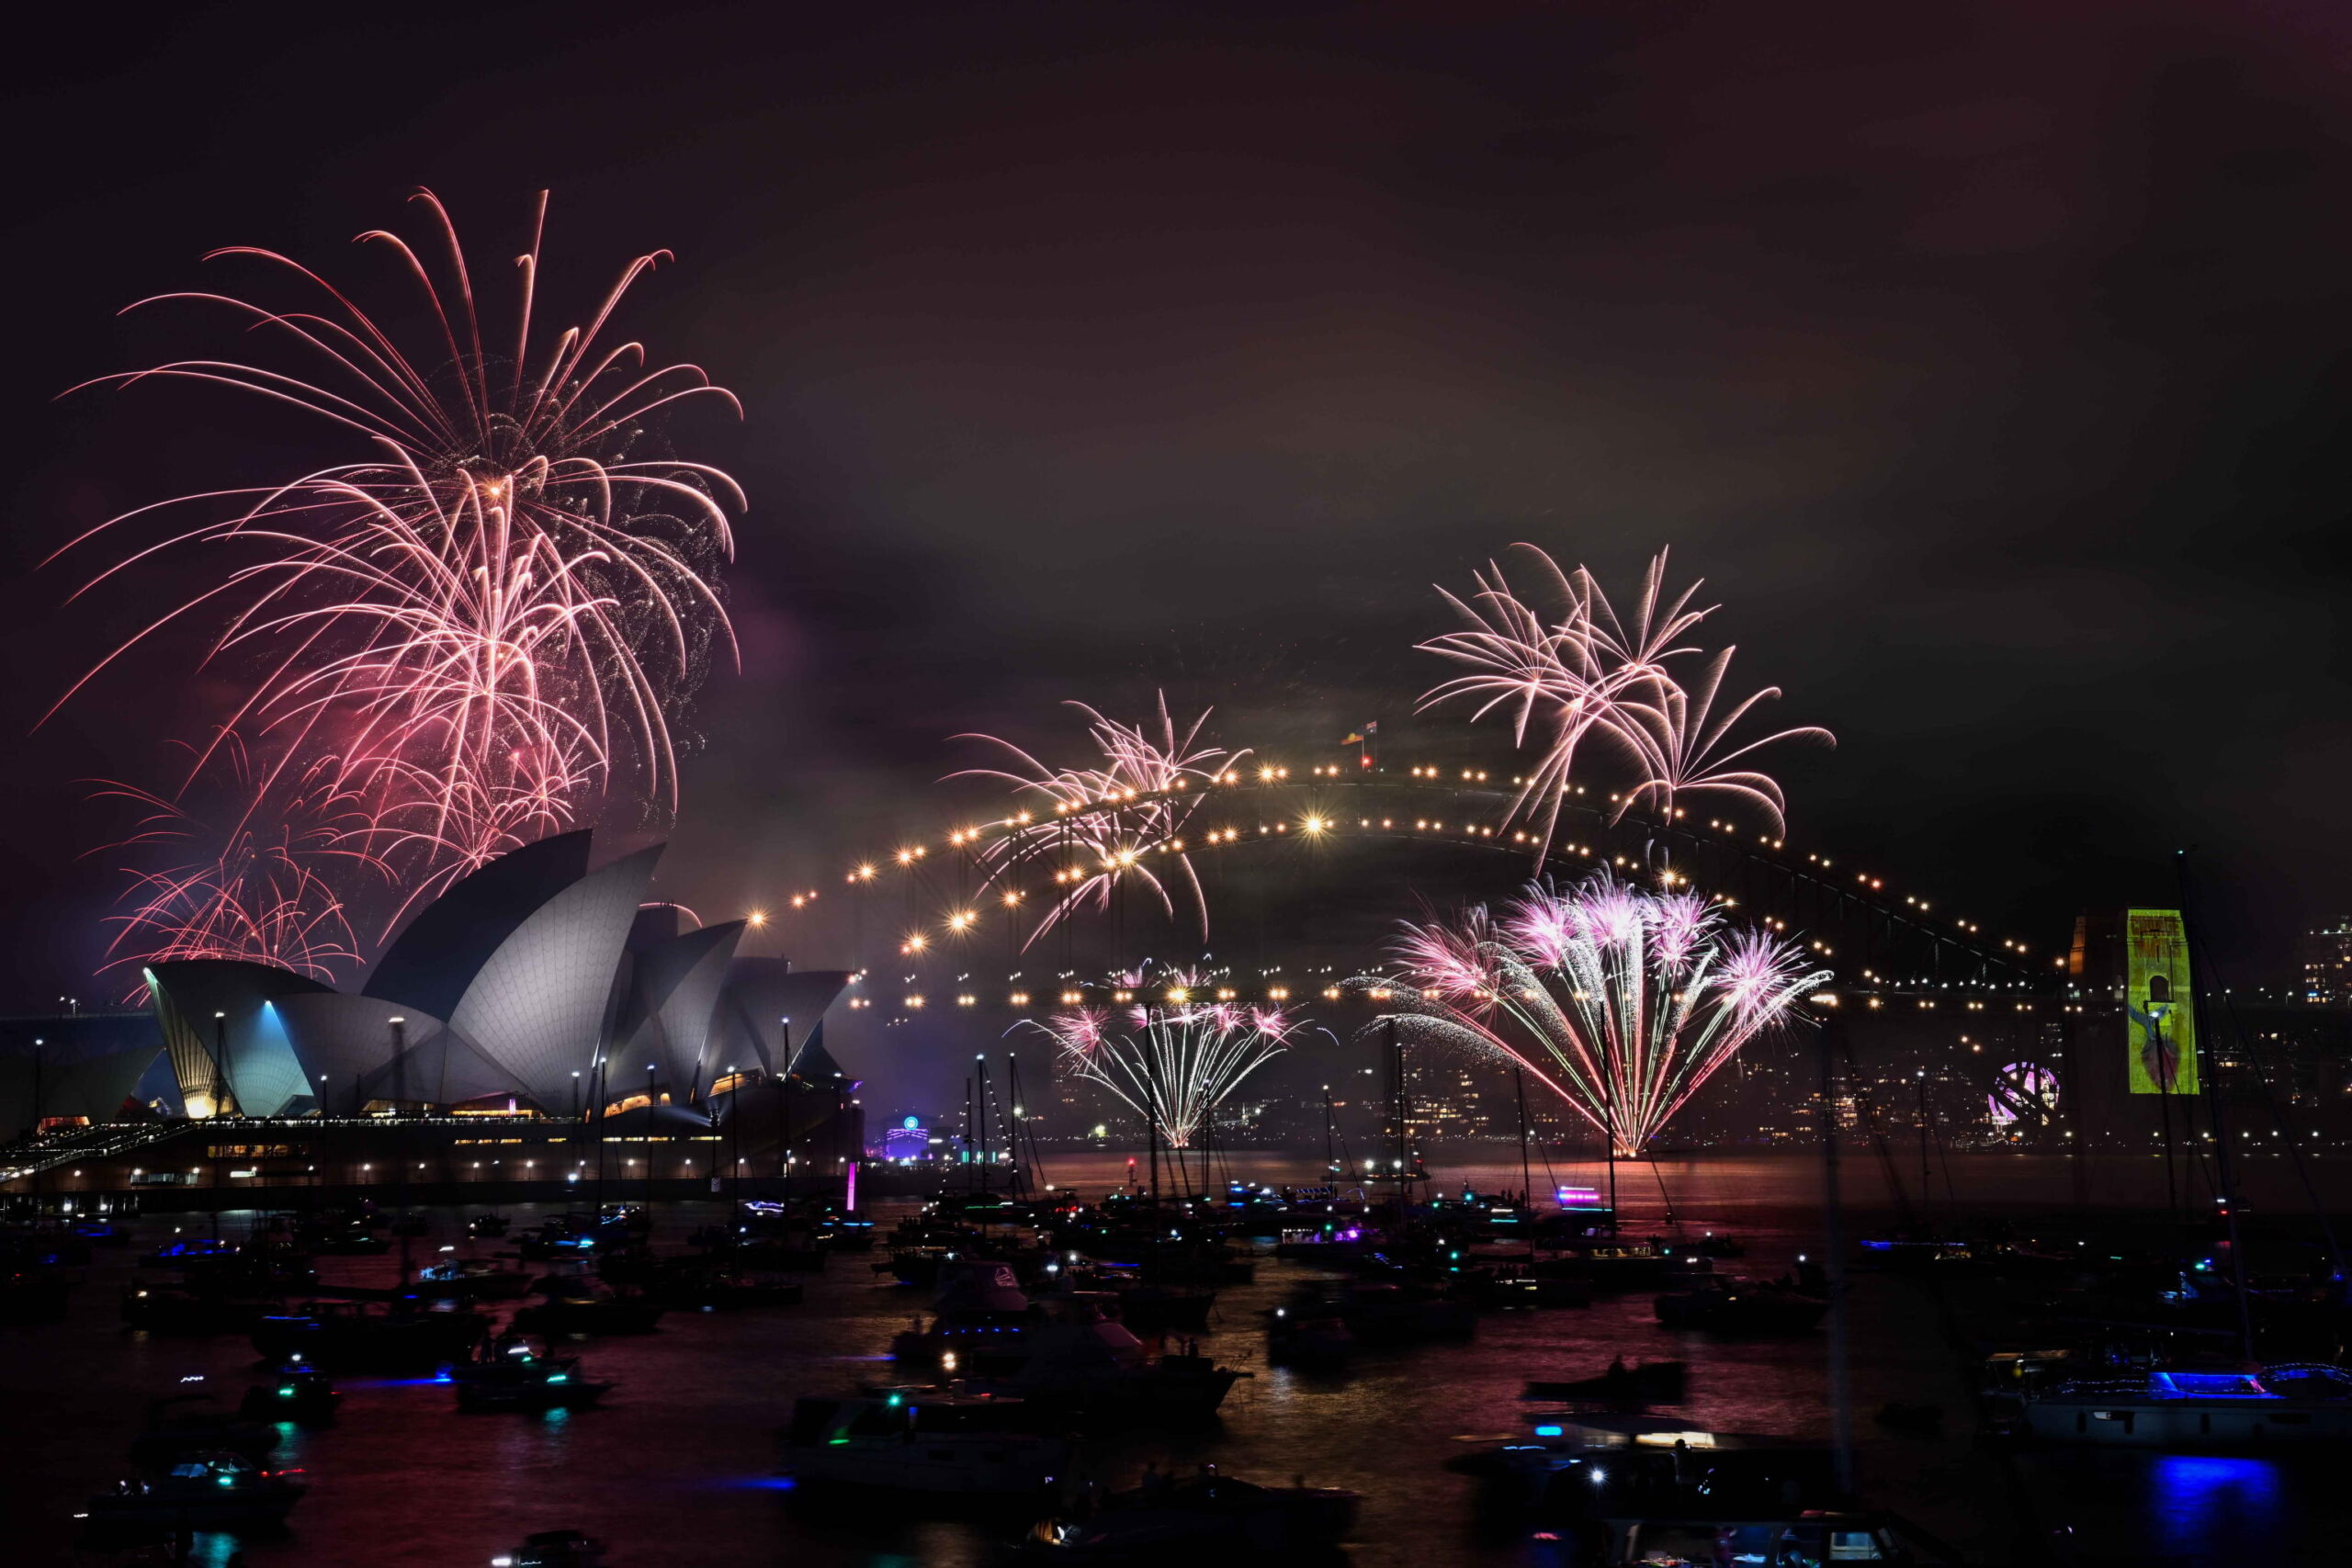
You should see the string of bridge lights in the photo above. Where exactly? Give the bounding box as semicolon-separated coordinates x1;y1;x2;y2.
755;760;2052;1016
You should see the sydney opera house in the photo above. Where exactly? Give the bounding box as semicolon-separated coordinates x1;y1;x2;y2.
0;831;856;1195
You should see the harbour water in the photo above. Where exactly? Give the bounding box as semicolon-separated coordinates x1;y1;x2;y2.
5;1152;2342;1565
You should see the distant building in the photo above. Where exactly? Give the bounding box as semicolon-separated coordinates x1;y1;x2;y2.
2293;919;2352;1005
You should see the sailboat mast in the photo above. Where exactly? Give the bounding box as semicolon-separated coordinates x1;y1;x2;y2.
2177;851;2256;1362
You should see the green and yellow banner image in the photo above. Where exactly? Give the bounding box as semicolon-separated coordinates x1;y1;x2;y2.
2124;908;2198;1095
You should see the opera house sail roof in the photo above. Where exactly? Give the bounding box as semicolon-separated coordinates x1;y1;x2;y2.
10;830;855;1126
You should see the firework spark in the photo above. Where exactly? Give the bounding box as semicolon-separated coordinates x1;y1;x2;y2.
1418;547;1829;853
953;696;1244;947
51;190;742;961
1029;976;1296;1147
1380;872;1828;1155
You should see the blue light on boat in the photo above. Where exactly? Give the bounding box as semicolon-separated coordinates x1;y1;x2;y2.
2152;1371;2277;1400
1534;1425;1564;1438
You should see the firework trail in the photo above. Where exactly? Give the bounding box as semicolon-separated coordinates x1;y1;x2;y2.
1028;974;1296;1147
1418;547;1829;854
1379;872;1828;1155
89;750;372;980
953;696;1245;947
49;190;742;965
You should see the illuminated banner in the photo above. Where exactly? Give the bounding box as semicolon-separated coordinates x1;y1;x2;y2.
2124;908;2198;1095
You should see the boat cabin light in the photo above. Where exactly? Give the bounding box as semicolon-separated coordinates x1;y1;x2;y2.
2151;1371;2276;1400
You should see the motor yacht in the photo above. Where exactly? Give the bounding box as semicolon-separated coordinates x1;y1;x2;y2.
78;1451;307;1536
513;1282;664;1337
449;1341;614;1412
2018;1364;2352;1447
129;1391;280;1467
971;1312;1245;1425
1265;1307;1354;1371
1525;1359;1687;1406
415;1255;535;1302
492;1529;605;1566
1653;1279;1827;1336
781;1389;1071;1495
892;1261;1040;1376
240;1361;340;1425
253;1298;488;1371
120;1281;274;1335
1585;1510;1959;1566
1031;1471;1360;1556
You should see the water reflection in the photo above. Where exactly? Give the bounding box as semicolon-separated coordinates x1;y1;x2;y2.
2148;1455;2284;1559
8;1168;2344;1567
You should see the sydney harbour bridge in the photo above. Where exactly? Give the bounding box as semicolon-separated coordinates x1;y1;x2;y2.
784;739;2075;1154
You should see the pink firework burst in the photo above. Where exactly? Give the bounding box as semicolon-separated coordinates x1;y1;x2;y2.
1028;989;1298;1149
1380;871;1829;1156
1418;547;1829;854
952;695;1244;947
51;189;743;963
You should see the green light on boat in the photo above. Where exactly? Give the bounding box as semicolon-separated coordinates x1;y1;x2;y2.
277;1386;296;1397
548;1374;569;1383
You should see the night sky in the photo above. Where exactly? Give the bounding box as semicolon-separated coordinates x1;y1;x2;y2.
6;0;2351;1007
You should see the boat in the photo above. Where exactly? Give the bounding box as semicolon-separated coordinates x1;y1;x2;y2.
1;1264;75;1323
1265;1308;1354;1371
2018;1364;2352;1447
120;1282;275;1335
513;1283;664;1337
449;1343;613;1412
643;1262;806;1311
781;1389;1072;1495
139;1235;241;1269
415;1256;535;1302
1466;1261;1592;1310
469;1213;512;1238
302;1221;392;1256
1590;1509;1961;1565
71;1217;131;1247
78;1452;307;1536
516;1213;629;1259
653;1259;808;1316
492;1529;606;1566
974;1312;1245;1425
1445;1413;1833;1512
252;1299;488;1371
1272;1224;1385;1264
239;1363;341;1425
1047;1263;1216;1334
129;1392;281;1467
1654;1279;1827;1336
1030;1471;1360;1557
892;1261;1040;1376
1525;1359;1687;1405
1283;1280;1476;1345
